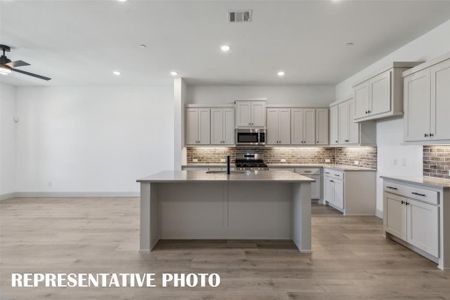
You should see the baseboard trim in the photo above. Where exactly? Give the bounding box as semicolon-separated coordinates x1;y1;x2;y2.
375;209;383;219
0;193;16;201
12;192;139;198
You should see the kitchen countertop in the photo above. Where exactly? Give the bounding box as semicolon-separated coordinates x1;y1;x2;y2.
182;163;376;172
137;170;315;183
381;175;450;189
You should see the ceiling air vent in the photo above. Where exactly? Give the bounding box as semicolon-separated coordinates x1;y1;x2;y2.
229;10;252;23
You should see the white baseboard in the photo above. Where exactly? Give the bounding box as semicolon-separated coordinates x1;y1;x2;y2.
0;193;16;201
6;192;139;199
375;209;383;219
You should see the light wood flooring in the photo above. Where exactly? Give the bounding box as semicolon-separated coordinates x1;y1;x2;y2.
1;197;449;300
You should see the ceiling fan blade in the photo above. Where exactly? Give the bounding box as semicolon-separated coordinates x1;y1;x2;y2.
11;68;51;81
7;60;30;68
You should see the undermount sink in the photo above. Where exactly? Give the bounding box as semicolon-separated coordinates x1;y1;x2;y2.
206;170;246;174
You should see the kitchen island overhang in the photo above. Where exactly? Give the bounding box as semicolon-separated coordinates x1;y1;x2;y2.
137;170;314;252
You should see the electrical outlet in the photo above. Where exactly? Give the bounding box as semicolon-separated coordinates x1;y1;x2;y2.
354;160;359;165
280;159;287;163
193;158;199;163
325;159;331;163
448;170;450;177
220;158;226;163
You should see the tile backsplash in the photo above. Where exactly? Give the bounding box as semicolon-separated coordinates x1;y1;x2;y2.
423;145;450;179
187;146;377;169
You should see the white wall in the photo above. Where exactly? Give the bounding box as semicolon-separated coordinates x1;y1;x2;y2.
0;82;17;198
15;86;174;194
336;19;450;216
187;85;335;107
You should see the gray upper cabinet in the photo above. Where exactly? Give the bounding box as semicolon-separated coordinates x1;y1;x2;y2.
186;107;211;145
404;53;450;143
352;62;420;122
330;98;376;146
211;108;235;145
291;108;315;145
267;108;291;145
235;100;266;128
315;108;329;145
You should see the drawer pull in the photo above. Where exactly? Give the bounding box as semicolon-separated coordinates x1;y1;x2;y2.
401;200;405;205
330;180;334;183
412;192;426;197
386;186;398;190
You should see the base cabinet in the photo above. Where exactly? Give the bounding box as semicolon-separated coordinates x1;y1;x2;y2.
383;179;441;264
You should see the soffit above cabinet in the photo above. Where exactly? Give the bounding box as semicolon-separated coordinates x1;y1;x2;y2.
403;51;450;77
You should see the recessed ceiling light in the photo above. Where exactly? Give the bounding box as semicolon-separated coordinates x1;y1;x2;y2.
139;44;147;48
220;45;231;53
117;0;127;2
113;71;121;76
277;71;285;77
170;71;178;77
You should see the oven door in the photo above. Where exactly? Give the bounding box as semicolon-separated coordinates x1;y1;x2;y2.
236;130;265;145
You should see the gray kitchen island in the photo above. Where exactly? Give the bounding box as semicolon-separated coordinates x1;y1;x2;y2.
137;170;314;252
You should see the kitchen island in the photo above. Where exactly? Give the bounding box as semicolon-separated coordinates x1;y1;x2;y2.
137;170;314;252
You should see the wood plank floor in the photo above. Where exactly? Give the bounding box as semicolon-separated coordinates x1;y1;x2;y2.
1;197;449;300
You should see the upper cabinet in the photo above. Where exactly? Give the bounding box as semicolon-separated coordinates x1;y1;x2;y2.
330;98;376;146
186;107;211;145
404;53;450;143
291;108;315;145
315;108;329;145
352;62;420;122
267;108;291;145
211;108;235;145
235;100;266;128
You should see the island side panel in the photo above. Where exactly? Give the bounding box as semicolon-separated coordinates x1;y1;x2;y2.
140;182;159;251
292;182;312;252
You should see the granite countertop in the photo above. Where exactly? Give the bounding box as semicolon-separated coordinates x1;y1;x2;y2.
182;163;376;172
381;175;450;189
137;170;315;183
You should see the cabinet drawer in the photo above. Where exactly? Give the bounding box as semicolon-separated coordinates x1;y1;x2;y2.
324;169;344;180
384;182;438;206
295;168;321;175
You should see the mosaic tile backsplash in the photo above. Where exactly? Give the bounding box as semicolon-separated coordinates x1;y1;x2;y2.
187;146;377;169
423;145;450;179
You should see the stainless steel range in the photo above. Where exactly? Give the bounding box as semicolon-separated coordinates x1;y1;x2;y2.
235;152;268;170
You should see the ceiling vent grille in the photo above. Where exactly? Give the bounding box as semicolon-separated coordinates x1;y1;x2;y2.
229;10;252;23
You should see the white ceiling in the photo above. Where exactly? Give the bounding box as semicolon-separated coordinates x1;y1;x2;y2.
1;0;450;86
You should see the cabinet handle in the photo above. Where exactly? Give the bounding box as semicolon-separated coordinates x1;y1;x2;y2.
412;192;426;197
316;141;319;143
335;140;338;143
368;110;371;113
401;200;405;205
345;139;349;142
386;186;398;190
430;133;434;137
330;180;334;183
424;133;429;137
406;202;410;206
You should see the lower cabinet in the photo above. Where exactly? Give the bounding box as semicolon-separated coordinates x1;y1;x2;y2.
324;173;344;211
384;180;440;260
295;168;321;200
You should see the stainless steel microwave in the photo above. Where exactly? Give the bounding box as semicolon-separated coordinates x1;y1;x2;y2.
235;129;266;146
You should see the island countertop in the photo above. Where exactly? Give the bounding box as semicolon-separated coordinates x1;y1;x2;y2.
137;170;315;183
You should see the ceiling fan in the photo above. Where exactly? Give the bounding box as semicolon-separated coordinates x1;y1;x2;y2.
0;44;51;81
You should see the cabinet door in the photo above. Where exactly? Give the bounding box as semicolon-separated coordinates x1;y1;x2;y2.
315;108;329;145
407;199;439;257
236;102;252;127
267;109;280;145
186;108;199;145
404;71;431;141
291;109;305;145
333;179;344;210
354;81;370;119
198;108;211;144
348;100;359;144
304;109;316;144
323;177;334;205
430;59;450;141
210;109;224;145
330;105;339;145
370;70;392;116
338;102;350;144
223;108;235;145
311;175;321;200
385;194;407;240
251;102;266;127
278;109;291;144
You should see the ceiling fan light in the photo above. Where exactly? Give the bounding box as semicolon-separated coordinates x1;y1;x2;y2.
0;65;11;75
